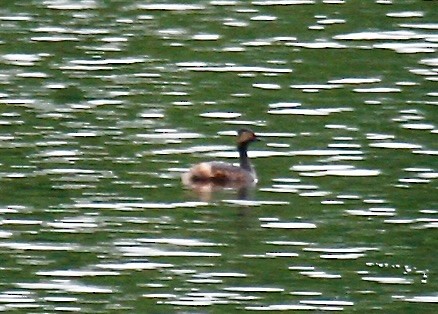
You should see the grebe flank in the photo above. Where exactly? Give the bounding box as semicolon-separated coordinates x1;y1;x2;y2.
182;129;259;185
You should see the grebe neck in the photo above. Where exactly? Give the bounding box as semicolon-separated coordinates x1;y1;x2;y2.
238;143;252;172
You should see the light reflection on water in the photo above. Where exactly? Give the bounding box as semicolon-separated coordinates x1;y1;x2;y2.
0;0;436;312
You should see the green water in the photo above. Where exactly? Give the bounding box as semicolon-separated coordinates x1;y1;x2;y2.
0;1;437;312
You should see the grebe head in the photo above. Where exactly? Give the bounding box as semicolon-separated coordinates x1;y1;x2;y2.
237;128;259;146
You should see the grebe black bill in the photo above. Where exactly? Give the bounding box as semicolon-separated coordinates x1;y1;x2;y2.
182;129;260;186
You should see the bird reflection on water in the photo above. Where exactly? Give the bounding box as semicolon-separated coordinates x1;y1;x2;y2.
183;179;257;202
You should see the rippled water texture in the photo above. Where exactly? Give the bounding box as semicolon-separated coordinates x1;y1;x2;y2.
0;0;437;312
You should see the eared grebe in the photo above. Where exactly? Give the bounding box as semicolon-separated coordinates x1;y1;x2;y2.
182;129;259;186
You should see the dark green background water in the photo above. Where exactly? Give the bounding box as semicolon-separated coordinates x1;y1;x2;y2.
0;0;436;312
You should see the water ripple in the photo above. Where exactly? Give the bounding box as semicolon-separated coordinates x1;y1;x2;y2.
269;107;352;116
73;201;208;211
177;62;292;74
0;292;36;308
346;207;396;217
118;246;221;258
291;165;380;177
328;77;381;84
31;35;79;42
301;300;354;307
299;270;342;279
362;276;413;285
369;142;422;149
386;12;424;18
138;4;205;11
96;262;173;271
138;238;221;247
36;270;119;277
0;242;79;251
253;1;315;5
245;304;316;311
16;281;113;294
261;222;317;229
374;42;437;54
224;286;284;293
200;112;241;119
401;295;438;303
288;41;347;49
354;87;401;93
305;247;378;260
2;54;42;66
334;30;420;41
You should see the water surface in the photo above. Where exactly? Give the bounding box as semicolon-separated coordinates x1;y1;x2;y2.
0;0;437;312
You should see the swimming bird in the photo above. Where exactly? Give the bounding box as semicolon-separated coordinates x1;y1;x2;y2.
182;129;259;186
